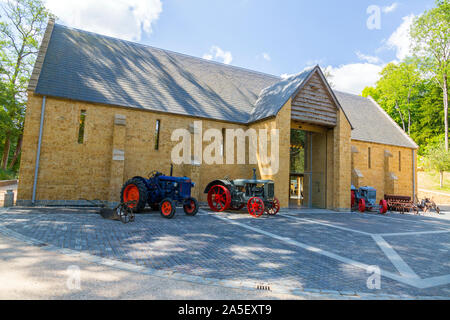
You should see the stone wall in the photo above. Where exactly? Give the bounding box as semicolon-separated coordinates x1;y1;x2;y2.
17;94;285;206
351;140;417;202
18;94;253;206
18;93;413;210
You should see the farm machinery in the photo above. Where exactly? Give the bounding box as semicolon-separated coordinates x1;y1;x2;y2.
351;185;388;214
120;165;198;219
204;169;280;218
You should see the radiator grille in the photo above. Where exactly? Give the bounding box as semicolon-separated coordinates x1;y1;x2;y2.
267;183;275;198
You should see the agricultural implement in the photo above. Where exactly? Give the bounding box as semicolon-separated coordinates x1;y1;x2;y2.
417;198;440;214
121;165;198;219
384;195;440;215
384;195;419;214
204;169;280;218
351;185;388;214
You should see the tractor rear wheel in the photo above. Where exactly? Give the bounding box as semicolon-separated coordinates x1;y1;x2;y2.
207;185;231;212
379;200;388;214
120;178;148;213
183;197;199;216
358;199;366;213
247;197;265;218
160;198;176;219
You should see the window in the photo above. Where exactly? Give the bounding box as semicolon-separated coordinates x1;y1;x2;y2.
154;120;161;150
368;147;372;169
78;110;86;144
399;151;402;172
221;128;226;157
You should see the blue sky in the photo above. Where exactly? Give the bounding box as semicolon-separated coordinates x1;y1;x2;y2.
44;0;436;94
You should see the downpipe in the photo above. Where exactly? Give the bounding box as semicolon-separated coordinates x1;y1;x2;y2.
32;96;46;205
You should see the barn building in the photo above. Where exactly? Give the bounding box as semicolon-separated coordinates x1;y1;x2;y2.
17;20;418;210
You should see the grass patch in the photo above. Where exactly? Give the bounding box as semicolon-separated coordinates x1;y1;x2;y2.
418;171;450;193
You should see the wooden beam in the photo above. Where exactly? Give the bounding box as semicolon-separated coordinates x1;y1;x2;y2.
291;114;336;127
292;107;337;122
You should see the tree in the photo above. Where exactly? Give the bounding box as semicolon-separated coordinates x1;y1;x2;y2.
410;0;450;150
0;0;53;170
411;81;445;152
362;61;422;134
423;143;450;188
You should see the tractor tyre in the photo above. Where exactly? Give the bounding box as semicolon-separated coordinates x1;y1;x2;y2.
183;197;199;216
120;178;148;213
358;199;366;213
379;200;388;214
207;185;231;212
247;197;265;218
266;197;280;216
160;198;176;219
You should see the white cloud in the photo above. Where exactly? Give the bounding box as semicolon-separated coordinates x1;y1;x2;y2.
280;73;295;79
202;46;233;64
382;3;399;14
356;51;382;64
325;63;383;94
44;0;163;41
262;53;271;61
386;14;415;60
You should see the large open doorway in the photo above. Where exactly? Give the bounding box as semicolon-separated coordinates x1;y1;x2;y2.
290;128;327;209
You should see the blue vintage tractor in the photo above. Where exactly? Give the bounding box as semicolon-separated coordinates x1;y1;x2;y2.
351;185;388;214
120;166;198;219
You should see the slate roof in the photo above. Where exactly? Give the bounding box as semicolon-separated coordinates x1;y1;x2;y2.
335;91;418;149
33;23;417;149
34;24;280;124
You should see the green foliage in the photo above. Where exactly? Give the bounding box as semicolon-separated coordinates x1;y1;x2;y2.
410;0;450;89
0;0;53;172
410;0;450;150
363;61;421;133
290;130;305;173
363;1;450;156
0;168;16;180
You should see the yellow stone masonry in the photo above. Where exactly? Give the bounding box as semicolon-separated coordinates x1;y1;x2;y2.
351;140;417;202
18;89;416;210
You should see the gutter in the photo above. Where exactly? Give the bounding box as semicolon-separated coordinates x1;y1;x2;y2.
32;96;46;205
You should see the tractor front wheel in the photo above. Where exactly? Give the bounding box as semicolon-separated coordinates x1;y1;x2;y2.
120;178;148;213
247;197;265;218
183;197;199;216
266;198;280;216
358;199;366;213
160;198;176;219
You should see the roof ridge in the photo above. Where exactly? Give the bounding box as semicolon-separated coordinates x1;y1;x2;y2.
53;23;281;81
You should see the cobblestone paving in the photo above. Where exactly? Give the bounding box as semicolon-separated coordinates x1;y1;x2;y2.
383;233;450;279
0;207;449;298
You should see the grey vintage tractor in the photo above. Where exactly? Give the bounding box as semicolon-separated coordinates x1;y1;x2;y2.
351;185;388;214
204;169;280;218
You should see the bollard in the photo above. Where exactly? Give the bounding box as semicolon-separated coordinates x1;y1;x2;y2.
3;190;14;207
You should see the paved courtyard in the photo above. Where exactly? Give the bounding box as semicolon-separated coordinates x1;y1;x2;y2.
0;206;449;299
